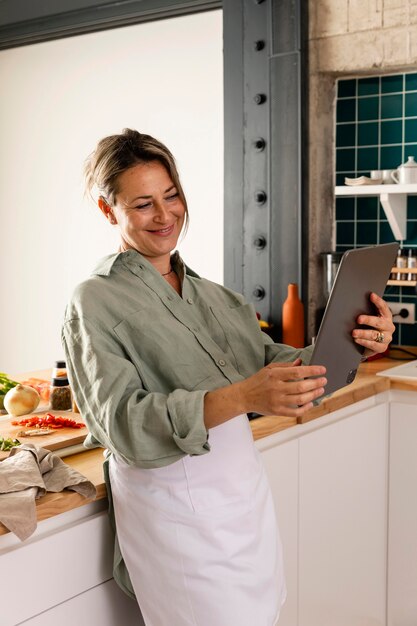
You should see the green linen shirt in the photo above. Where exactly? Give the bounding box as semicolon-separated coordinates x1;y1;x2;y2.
61;248;313;598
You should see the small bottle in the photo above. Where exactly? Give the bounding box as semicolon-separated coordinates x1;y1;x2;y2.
50;377;72;411
395;248;407;281
407;248;417;281
282;283;305;348
52;360;67;379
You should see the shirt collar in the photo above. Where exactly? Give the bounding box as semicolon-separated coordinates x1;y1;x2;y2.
91;249;200;279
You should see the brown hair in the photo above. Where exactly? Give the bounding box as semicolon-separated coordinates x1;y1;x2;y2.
84;128;189;228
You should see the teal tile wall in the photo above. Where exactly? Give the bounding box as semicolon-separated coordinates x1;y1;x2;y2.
335;73;417;347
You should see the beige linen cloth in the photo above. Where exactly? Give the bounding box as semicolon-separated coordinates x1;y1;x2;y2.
0;443;96;540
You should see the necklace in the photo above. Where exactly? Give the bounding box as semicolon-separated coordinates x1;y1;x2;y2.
162;268;173;276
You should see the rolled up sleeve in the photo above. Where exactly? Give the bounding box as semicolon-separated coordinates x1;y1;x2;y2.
167;389;210;455
62;316;210;469
262;332;314;365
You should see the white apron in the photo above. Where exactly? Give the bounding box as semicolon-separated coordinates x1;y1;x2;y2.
108;414;286;626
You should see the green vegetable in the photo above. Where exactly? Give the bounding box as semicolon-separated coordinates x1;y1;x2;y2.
0;372;19;391
0;373;19;410
0;437;21;451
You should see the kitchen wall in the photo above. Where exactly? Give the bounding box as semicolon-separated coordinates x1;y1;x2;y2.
0;10;223;374
335;72;417;346
308;0;417;346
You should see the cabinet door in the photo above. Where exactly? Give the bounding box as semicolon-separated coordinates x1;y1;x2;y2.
298;404;389;626
261;439;299;626
388;402;417;624
20;579;144;626
1;510;114;625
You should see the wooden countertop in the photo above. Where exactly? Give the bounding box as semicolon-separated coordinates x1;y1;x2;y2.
250;353;417;437
1;352;416;537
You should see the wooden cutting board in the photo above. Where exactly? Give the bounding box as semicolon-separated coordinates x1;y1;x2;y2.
0;406;88;460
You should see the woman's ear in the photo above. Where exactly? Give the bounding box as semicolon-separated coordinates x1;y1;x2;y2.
98;196;116;224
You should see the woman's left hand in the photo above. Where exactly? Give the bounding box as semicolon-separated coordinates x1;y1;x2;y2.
352;292;396;357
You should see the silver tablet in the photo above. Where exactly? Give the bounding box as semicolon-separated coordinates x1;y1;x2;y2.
310;242;399;395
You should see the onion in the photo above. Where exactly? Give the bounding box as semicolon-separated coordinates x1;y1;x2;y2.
4;384;40;416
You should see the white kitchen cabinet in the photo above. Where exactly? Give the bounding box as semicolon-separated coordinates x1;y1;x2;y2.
2;389;416;626
261;439;299;626
387;399;417;625
298;403;389;626
0;501;144;626
258;396;393;626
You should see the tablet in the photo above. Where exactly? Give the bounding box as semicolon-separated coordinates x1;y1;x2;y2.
310;242;399;395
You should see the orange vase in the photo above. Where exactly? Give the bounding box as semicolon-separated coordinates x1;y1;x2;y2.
282;283;305;348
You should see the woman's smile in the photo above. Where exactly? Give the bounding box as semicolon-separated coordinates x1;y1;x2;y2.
148;224;176;236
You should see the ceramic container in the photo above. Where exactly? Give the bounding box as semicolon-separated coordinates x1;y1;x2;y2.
391;156;417;184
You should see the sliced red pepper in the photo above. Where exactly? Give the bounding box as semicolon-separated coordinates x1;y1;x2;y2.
10;412;85;429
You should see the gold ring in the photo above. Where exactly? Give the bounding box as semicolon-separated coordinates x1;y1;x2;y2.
375;331;385;343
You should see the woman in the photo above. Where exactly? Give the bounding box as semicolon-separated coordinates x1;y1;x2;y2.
62;129;395;626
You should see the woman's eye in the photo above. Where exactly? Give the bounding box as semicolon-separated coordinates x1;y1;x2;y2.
166;193;179;201
136;202;151;210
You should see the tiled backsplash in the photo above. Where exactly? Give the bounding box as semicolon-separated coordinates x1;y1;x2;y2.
335;73;417;347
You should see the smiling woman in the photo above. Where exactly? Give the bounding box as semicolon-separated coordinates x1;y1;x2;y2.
61;128;330;626
61;126;396;626
92;155;186;278
85;129;190;292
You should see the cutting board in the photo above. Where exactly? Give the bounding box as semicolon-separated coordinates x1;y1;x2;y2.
0;406;88;460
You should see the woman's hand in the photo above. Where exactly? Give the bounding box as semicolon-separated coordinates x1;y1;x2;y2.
233;359;327;419
352;292;395;357
203;359;327;427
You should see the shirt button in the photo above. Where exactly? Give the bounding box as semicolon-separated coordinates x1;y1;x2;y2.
218;359;226;367
187;297;193;304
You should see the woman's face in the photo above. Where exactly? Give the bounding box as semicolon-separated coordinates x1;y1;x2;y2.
108;160;186;267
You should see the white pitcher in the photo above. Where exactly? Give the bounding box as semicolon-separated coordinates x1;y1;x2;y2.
391;156;417;184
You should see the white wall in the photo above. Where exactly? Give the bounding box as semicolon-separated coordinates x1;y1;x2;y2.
0;11;223;375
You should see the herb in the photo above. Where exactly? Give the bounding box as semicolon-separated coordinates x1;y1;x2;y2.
0;373;19;410
0;437;21;451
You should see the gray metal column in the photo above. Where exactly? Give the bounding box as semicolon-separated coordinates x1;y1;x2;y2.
224;0;305;338
242;0;270;322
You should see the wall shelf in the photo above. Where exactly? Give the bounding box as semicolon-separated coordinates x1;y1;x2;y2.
335;184;417;241
387;280;417;286
387;266;417;287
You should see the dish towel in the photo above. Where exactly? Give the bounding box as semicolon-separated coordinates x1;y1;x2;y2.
0;443;97;540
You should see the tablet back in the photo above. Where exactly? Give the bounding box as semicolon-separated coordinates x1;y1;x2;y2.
310;242;399;395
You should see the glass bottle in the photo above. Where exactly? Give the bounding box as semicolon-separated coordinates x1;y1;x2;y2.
407;248;417;281
395;248;407;281
50;377;72;411
52;360;67;379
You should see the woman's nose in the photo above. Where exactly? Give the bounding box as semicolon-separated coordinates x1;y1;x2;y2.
153;201;170;223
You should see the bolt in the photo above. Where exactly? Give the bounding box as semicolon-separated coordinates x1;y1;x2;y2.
254;236;267;249
253;285;266;299
253;40;265;51
255;190;267;204
254;93;267;105
254;137;266;151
